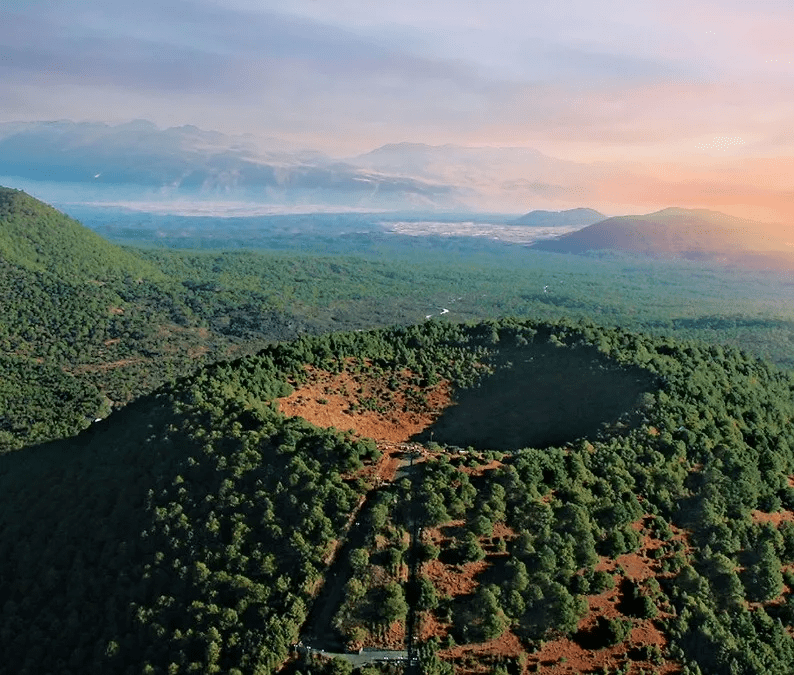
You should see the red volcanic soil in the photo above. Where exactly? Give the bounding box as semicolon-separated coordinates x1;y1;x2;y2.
424;558;489;599
751;509;794;526
278;365;452;442
417;609;449;642
278;367;687;673
520;519;683;675
379;620;406;651
427;512;685;675
457;457;504;476
440;630;525;671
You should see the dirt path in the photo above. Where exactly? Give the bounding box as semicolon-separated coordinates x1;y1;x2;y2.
300;445;414;652
301;488;387;652
279;371;437;669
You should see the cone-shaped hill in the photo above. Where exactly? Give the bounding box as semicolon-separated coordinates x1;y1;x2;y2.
0;187;168;450
533;207;794;269
4;318;794;674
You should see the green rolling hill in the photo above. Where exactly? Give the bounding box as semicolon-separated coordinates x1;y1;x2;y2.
0;188;300;450
0;186;164;280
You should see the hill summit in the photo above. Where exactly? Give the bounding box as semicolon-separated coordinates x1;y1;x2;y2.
532;207;794;269
4;318;794;674
512;207;604;227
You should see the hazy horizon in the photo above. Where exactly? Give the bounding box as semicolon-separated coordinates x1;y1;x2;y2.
3;1;794;221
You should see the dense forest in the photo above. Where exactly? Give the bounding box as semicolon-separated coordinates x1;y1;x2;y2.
6;188;794;673
4;317;794;674
4;187;794;453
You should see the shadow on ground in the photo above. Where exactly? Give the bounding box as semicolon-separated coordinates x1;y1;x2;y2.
413;344;658;451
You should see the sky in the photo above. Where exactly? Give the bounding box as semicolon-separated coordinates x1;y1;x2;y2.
2;0;794;220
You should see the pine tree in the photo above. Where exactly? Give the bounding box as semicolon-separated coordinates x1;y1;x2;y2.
745;541;783;603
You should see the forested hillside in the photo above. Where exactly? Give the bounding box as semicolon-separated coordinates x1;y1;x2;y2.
79;204;794;369
4;186;794;457
0;187;163;280
0;188;302;450
3;318;794;674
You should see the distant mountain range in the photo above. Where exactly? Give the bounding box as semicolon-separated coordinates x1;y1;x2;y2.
532;207;794;270
0;120;595;213
0;121;459;210
5;120;793;253
352;141;548;179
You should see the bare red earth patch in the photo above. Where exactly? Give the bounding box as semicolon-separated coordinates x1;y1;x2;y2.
526;518;683;674
457;458;503;476
278;366;453;442
491;522;517;540
440;630;524;672
425;515;683;674
417;610;449;642
424;558;489;598
752;509;794;525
